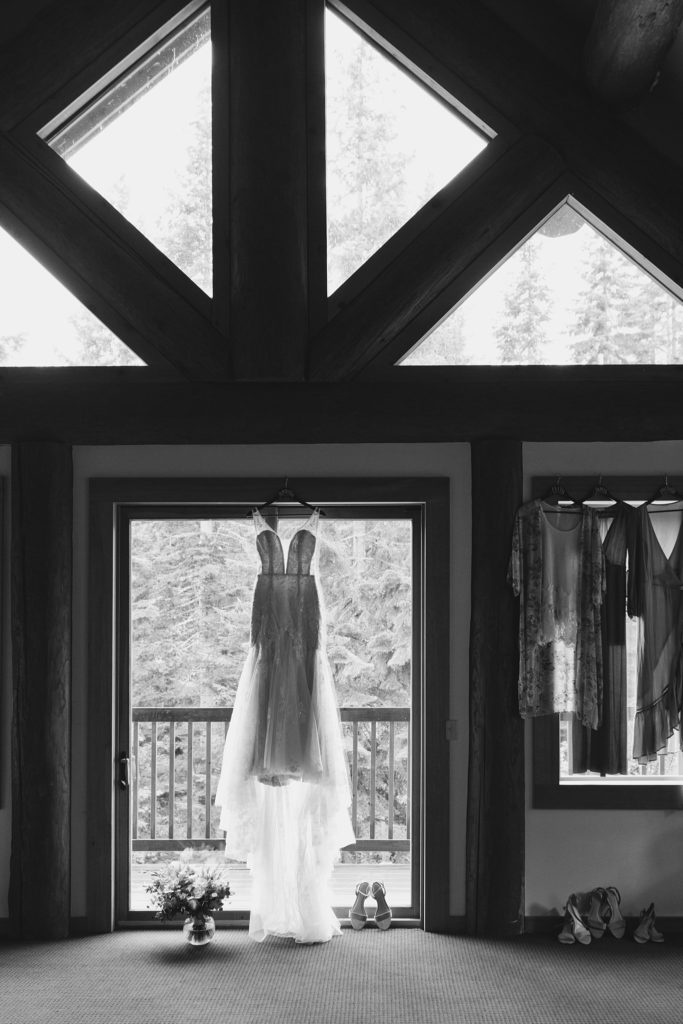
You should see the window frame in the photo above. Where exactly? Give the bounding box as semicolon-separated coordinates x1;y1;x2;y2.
531;474;683;810
87;475;450;932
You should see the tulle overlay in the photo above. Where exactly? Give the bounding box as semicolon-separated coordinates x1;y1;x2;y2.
215;511;354;943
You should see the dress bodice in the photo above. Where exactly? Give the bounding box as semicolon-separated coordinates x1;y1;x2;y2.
254;509;319;576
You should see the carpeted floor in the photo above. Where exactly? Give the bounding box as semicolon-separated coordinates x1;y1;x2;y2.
1;928;681;1024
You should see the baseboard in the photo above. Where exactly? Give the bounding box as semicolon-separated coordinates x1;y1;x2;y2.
0;916;89;938
525;915;683;935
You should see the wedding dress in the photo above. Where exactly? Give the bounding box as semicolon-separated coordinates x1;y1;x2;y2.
215;508;355;943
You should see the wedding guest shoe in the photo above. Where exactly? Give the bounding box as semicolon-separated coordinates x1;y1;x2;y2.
634;903;664;944
371;881;392;930
586;888;607;939
565;894;591;945
349;881;371;930
603;886;626;938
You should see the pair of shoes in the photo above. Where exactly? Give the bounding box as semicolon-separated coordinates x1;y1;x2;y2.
602;885;626;939
557;894;591;945
348;881;392;930
633;903;664;944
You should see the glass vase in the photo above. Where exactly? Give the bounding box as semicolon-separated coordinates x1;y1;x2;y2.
183;913;216;946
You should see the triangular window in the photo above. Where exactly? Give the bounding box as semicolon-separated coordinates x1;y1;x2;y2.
402;200;683;365
43;7;212;296
0;224;144;365
325;7;489;295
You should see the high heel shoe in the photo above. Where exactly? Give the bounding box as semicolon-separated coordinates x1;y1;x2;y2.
603;886;626;939
586;888;607;938
634;903;664;944
371;881;392;930
564;894;591;945
349;881;370;930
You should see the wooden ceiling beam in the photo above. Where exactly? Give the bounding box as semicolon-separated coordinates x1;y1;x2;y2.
584;0;683;107
0;135;230;379
2;372;683;443
308;136;565;381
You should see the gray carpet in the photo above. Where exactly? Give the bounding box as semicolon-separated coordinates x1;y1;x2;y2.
1;928;681;1024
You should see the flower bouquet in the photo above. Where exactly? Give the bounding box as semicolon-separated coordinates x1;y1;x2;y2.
145;856;231;944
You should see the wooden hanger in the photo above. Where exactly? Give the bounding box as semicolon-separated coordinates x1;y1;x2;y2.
248;479;325;517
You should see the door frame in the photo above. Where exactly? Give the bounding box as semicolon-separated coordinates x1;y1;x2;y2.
87;476;449;932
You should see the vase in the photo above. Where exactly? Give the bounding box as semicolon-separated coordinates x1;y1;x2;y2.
183;913;216;946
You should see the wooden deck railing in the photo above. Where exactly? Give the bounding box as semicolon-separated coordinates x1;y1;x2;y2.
130;706;410;855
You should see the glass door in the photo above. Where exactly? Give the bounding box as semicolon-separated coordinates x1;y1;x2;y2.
115;505;421;924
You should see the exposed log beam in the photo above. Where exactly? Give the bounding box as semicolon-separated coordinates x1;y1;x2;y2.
10;442;72;939
467;439;524;935
1;372;683;442
309;136;566;380
584;0;683;106
0;0;191;132
0;135;230;379
228;0;315;379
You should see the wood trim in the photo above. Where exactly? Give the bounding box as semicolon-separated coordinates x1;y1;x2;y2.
0;0;198;133
0;135;228;377
309;135;566;380
306;0;329;339
210;0;230;339
228;0;310;379
10;442;72;939
87;477;449;933
530;475;683;810
466;439;524;936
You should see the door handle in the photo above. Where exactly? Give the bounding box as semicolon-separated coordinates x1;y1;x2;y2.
119;753;130;790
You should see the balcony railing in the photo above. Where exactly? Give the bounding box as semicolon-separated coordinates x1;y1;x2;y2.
130;706;411;856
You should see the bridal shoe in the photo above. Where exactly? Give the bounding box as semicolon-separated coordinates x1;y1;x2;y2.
349;881;371;930
565;894;591;945
371;881;392;930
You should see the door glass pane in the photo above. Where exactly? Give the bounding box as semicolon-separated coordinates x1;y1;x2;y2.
127;515;415;915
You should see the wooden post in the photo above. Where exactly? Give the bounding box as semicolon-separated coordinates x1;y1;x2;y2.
228;0;318;379
466;439;524;935
9;442;72;938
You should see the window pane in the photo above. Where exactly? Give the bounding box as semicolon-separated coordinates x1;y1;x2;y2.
47;9;212;296
0;223;143;366
325;7;488;295
403;201;683;365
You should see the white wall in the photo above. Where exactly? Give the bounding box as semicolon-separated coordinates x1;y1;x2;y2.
70;444;472;919
0;446;10;918
524;442;683;918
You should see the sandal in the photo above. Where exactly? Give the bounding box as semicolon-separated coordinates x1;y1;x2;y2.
586;887;607;939
603;886;626;939
565;894;591;945
349;881;371;930
371;881;392;930
634;903;664;944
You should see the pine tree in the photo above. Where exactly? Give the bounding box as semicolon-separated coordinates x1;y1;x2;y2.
495;238;551;363
569;230;645;364
326;19;408;293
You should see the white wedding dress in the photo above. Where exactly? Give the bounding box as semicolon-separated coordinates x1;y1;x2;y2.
215;509;355;943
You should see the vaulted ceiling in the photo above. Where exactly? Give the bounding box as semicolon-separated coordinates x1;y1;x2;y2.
0;0;682;442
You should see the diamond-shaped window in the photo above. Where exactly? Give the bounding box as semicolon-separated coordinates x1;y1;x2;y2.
402;200;683;365
43;6;212;296
0;223;144;366
325;7;490;296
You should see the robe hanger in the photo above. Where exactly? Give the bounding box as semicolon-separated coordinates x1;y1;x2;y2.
541;477;581;509
582;475;620;509
647;476;683;507
248;478;326;517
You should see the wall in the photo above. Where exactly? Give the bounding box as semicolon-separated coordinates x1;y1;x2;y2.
524;441;683;918
69;443;472;920
0;446;10;918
